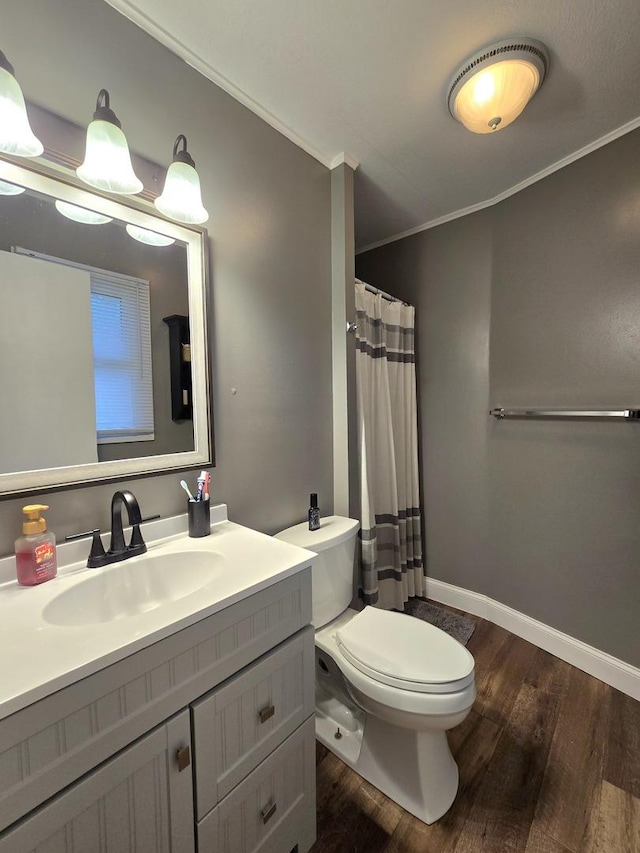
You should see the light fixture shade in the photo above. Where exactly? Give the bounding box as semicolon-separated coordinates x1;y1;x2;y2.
55;200;112;225
126;223;175;246
76;90;143;194
0;178;25;195
447;39;548;134
155;135;208;224
0;51;44;157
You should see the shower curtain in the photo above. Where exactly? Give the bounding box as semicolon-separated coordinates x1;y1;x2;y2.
355;279;424;611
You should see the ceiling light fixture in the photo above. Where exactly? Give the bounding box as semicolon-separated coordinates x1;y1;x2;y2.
126;223;176;246
0;178;25;195
55;198;111;225
447;38;549;134
76;89;143;194
155;135;209;224
0;49;44;157
54;200;112;225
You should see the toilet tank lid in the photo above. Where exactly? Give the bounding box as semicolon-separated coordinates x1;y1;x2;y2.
274;516;360;552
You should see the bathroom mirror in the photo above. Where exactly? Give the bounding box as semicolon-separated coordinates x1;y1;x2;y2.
0;155;211;496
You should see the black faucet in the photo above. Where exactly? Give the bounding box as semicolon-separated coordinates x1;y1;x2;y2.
108;490;147;560
84;490;147;567
65;492;159;568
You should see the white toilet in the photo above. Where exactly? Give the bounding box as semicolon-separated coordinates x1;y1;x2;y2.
275;515;476;825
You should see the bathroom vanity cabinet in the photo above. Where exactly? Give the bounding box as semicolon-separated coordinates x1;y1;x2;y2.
0;569;316;853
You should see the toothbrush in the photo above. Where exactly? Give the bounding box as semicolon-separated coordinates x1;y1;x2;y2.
196;471;207;502
180;479;196;502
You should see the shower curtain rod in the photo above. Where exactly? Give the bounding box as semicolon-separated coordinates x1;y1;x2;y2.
355;278;409;306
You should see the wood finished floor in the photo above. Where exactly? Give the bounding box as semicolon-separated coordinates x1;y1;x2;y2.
311;609;640;853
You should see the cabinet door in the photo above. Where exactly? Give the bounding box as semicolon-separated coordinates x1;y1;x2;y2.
192;627;314;818
197;717;316;853
0;712;194;853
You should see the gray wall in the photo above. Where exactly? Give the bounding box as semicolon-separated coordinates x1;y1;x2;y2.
357;129;640;667
0;0;333;553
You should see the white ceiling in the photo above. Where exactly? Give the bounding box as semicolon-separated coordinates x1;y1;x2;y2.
108;0;640;251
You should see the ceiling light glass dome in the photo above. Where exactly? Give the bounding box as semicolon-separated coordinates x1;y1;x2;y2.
55;200;112;225
447;39;549;134
0;50;44;157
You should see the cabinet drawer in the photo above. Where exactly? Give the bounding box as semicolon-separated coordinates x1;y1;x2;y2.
192;627;314;818
197;716;316;853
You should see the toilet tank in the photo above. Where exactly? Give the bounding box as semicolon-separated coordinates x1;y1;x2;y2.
275;516;360;628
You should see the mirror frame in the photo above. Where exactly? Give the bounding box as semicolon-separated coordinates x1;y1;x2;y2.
0;154;212;496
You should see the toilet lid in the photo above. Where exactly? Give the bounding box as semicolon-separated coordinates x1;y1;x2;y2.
335;607;475;694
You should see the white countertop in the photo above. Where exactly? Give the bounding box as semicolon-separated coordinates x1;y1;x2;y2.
0;505;315;721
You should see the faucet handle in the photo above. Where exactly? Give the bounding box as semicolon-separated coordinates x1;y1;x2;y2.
128;513;160;554
129;523;146;553
65;528;108;568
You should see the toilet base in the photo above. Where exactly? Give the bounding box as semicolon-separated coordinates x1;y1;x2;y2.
316;706;459;825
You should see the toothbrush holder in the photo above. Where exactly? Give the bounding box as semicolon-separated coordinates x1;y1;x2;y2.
187;499;210;538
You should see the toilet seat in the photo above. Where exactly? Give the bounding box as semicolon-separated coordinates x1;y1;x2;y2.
335;606;475;694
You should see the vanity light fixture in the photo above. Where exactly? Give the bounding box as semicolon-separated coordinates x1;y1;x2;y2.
54;199;112;225
155;135;209;224
76;89;143;195
126;223;176;246
0;50;44;157
0;178;25;195
447;38;549;134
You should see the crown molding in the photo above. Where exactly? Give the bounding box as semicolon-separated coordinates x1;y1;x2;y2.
330;152;360;171
357;114;640;254
106;0;334;168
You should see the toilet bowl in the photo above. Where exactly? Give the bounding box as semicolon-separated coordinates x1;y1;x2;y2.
275;516;476;825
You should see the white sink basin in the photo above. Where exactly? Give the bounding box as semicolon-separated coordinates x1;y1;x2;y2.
0;506;317;721
43;551;223;627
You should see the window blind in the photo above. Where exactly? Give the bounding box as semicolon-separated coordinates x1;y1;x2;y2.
13;247;155;443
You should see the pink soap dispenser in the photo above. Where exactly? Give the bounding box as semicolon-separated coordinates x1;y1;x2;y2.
15;504;58;586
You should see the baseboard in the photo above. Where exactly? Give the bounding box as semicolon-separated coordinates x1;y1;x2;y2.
425;578;640;701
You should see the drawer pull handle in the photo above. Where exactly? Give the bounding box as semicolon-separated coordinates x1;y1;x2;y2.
261;801;277;824
259;704;275;724
176;745;191;772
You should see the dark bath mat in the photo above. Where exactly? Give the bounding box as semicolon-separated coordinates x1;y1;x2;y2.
403;598;476;646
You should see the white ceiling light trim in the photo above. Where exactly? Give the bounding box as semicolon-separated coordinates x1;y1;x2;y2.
447;39;549;134
105;0;334;169
357;115;640;254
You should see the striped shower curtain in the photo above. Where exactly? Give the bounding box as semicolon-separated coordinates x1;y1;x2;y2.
355;279;424;611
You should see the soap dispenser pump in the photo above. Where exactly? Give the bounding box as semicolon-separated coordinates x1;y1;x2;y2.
15;504;58;586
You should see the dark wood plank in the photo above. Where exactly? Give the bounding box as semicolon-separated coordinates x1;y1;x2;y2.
524;825;573;852
530;666;610;852
312;754;395;853
454;647;570;852
604;688;640;798
471;627;540;727
584;780;640;853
